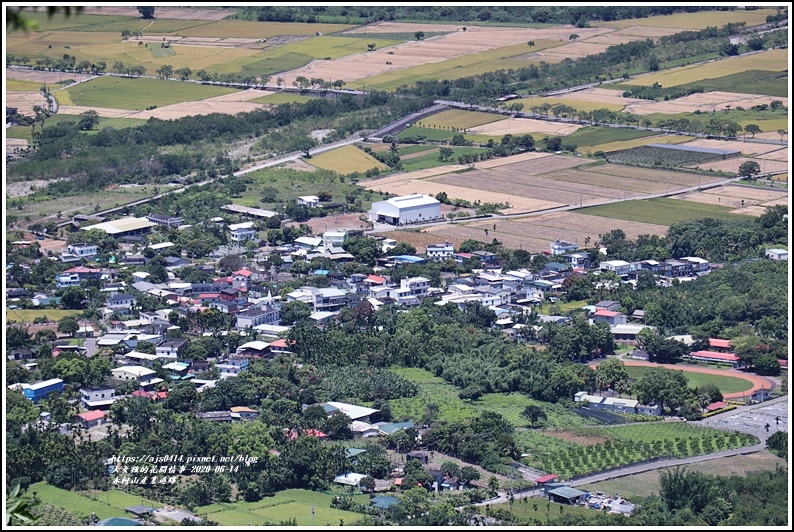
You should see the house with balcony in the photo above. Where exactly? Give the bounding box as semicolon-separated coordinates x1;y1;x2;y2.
217;357;249;378
399;277;429;298
297;195;320;208
228;221;256;242
599;260;632;276
107;293;136;313
156;338;188;359
426;242;455;261
80;386;116;410
550;239;578;255
561;252;590;269
61;242;98;263
111;366;157;382
56;273;82;288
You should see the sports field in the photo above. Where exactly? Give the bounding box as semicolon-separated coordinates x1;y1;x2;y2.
55;76;239;110
624;365;754;394
306;145;387;174
578;197;753;226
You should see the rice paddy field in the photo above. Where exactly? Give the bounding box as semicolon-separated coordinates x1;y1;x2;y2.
54;76;239;109
577;197;753;226
623;49;789;87
247;92;322;105
28;482;163;521
599;8;781;30
676;70;790;98
585;135;692;155
5;78;46;91
416;109;507;130
193;489;368;526
175;21;355;38
564;127;660;148
305;145;388;174
6;309;84;324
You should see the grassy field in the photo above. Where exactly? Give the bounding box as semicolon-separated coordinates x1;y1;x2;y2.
6;78;46;91
396;126;462;142
676;70;789;98
537;299;589;315
513;97;625;113
390;367;591;429
7;114;147;142
234;167;388;212
488;496;597;523
600;9;780;29
57;76;239;110
624;366;754;394
623;49;789;87
146;43;176;58
358;40;566;91
176;21;355;38
401;147;491;172
28;482;163;521
578;450;788;501
248;92;322;105
585;135;692;155
565;127;659;148
306;145;388;174
6;309;84;324
577;198;754;226
194;489;368;526
417;110;507;130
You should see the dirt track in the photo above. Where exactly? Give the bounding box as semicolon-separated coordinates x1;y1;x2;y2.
619;360;775;399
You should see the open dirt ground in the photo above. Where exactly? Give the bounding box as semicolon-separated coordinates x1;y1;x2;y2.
286;213;369;234
425;211;668;252
620;361;773;400
623;91;789;115
343;21;464;34
542;429;611;446
678;138;770;156
78;6;234;20
611;25;684;38
685;157;789;174
752;147;788;162
132;35;261;47
468;117;585;136
6;91;49;116
553;87;632;107
7;68;94;84
752;131;788;141
530;41;611;62
378;230;467;251
280;25;613;86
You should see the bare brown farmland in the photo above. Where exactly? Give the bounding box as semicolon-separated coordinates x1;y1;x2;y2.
379;230;467;251
686;157;789;174
674;184;788;209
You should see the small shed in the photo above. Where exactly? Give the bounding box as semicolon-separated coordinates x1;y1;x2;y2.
125;505;155;517
535;474;558;486
547;486;588;505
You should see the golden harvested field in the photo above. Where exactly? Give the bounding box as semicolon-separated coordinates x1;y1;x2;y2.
287;213;371;234
553;87;633;107
133;35;262;48
679;138;771;156
5;78;46;91
674;185;789;208
685;157;789;174
426;211;669;252
600;9;780;29
586;134;691;154
6;91;49;115
57;105;136;118
581;32;650;46
512;96;625;112
612;25;684;38
177;21;355;38
624;91;789;115
530;41;611;61
468;117;585;137
417;110;507;130
79;6;235;20
753;131;788;141
280;25;612;87
6;68;94;84
343;22;464;34
754;147;788;162
306;145;388;174
624;49;789;87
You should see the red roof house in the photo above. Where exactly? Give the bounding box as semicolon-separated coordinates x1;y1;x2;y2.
75;410;106;427
535;474;558;484
709;338;732;351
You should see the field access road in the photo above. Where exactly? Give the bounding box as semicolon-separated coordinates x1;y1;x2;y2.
478;396;787;507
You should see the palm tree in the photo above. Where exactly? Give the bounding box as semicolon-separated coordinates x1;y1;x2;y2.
764;423;771;433
775;416;780;427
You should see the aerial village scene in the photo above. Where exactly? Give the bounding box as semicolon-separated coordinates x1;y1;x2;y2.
3;4;790;528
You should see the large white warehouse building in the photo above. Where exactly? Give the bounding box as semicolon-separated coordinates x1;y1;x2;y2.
368;194;441;225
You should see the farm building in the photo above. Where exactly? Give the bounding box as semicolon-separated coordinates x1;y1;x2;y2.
81;217;156;238
548;486;588;505
765;248;788;261
368;194;441;225
74;410;106;428
9;378;64;403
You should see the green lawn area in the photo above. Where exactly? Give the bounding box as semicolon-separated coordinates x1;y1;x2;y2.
6;309;84;324
564;126;659;147
248;92;322;105
577;198;753;226
488;496;597;524
58;76;239;110
29;482;163;522
675;70;789;98
390;367;591;429
306;145;387;174
624;365;754;394
417;110;506;130
194;489;368;526
537;299;589;315
401;147;490;172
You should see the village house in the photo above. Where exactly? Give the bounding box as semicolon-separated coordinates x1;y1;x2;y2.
80;386;116;411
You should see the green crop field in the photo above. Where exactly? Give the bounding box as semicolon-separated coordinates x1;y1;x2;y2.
28;482;163;521
59;76;239;110
577;198;754;226
397;126;461;142
359;40;566;91
177;21;355;39
401;147;491;172
194;489;368;526
307;145;388;174
565;126;659;147
417;110;506;130
488;496;595;524
624;366;754;394
248;92;321;105
6;78;46;91
6;309;84;324
601;9;780;30
584;135;692;155
146;43;176;58
676;70;790;98
525;423;758;479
